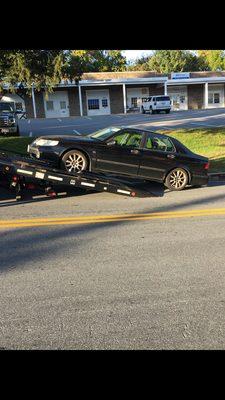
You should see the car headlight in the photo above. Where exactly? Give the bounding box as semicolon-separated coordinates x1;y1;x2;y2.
34;139;59;146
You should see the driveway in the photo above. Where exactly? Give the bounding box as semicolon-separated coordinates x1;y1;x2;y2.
18;108;225;137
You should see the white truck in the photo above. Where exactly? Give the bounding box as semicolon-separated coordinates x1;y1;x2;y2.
142;95;171;114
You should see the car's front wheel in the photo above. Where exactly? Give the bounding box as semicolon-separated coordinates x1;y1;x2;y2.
165;168;189;191
60;150;88;174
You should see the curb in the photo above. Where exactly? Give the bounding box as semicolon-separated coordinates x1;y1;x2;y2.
208;172;225;181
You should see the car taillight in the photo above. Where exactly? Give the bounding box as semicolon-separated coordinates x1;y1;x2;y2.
204;162;210;170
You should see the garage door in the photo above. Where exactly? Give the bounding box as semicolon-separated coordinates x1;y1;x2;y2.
168;86;188;111
86;90;110;116
44;91;70;118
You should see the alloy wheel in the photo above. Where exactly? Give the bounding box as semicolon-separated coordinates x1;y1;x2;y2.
65;153;86;173
169;169;187;189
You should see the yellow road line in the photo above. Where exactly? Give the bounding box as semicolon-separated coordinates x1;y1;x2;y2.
1;207;225;225
0;207;225;228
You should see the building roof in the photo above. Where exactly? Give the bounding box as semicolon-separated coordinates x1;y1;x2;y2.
81;71;166;80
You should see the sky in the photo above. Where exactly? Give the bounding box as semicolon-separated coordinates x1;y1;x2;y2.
122;50;153;62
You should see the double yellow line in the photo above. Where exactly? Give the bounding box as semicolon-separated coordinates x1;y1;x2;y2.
1;207;225;229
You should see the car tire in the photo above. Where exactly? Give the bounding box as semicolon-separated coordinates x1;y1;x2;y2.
165;168;189;191
16;125;20;136
142;106;145;114
165;109;170;114
60;150;88;174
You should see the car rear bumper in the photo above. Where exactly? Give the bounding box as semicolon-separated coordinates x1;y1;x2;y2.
191;173;209;186
155;106;171;110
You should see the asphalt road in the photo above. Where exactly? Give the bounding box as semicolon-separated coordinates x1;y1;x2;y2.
18;108;225;137
1;181;225;349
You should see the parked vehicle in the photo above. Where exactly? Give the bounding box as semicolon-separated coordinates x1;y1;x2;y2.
142;95;171;114
0;102;20;136
28;126;209;191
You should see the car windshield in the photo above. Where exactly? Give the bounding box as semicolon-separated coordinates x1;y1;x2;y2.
0;102;14;113
88;126;121;141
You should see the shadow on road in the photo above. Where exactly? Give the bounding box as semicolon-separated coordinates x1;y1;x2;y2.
1;183;225;274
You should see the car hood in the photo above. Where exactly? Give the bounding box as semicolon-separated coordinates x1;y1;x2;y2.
36;134;98;142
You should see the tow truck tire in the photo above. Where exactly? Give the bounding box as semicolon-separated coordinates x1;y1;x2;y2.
142;106;145;114
61;150;88;174
165;168;189;191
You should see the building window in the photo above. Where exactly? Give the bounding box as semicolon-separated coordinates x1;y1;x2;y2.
46;101;54;111
102;98;108;108
208;92;220;104
88;99;99;110
214;93;220;104
60;101;66;109
131;97;138;108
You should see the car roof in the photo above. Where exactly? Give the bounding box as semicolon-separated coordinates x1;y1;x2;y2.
118;126;168;138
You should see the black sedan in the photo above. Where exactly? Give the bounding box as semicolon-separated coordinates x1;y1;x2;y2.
28;126;209;191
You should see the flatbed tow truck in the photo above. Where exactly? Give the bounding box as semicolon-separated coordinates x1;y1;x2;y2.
0;151;165;203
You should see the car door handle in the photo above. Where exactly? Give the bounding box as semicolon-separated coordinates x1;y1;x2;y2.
167;154;175;159
130;149;140;155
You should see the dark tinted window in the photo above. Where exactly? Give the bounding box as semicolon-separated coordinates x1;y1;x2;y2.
145;134;175;152
155;96;170;102
114;132;142;148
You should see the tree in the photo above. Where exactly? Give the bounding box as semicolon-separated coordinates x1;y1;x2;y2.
65;50;127;79
147;50;188;73
0;50;66;94
127;55;151;71
197;50;225;71
128;50;210;73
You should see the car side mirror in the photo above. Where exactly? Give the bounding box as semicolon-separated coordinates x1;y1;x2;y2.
107;140;116;146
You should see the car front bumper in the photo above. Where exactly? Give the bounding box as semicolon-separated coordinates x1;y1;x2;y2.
27;144;62;166
0;126;17;134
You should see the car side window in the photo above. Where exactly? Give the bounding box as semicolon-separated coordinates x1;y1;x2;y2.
114;132;142;148
126;133;142;148
145;135;176;152
114;133;130;146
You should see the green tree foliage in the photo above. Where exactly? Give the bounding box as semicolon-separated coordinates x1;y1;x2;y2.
147;50;187;73
127;56;150;71
129;50;211;73
65;50;127;79
0;50;65;93
197;50;225;71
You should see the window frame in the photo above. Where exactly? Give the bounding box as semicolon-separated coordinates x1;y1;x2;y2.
143;132;177;153
106;129;145;148
88;98;100;110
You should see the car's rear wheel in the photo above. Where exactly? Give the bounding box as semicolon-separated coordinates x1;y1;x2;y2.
61;150;88;174
165;168;189;191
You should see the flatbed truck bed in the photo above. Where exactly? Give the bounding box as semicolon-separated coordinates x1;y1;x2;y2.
0;151;165;202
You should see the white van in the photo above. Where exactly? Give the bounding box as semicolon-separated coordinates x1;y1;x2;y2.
142;95;171;114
